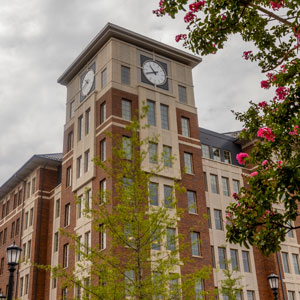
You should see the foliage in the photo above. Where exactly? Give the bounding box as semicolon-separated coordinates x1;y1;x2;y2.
53;106;214;299
154;0;300;256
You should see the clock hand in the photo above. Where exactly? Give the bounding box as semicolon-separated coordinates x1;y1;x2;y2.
150;65;158;75
145;71;157;75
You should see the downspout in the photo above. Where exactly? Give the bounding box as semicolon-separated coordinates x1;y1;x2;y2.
15;179;26;298
33;166;46;300
276;252;287;300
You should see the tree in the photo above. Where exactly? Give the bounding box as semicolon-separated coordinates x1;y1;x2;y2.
52;106;213;299
154;0;299;256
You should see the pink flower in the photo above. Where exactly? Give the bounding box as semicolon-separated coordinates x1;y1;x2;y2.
275;86;289;100
270;0;284;10
232;192;239;200
280;64;288;73
262;160;268;166
258;101;268;108
237;203;241;207
189;1;205;12
226;213;231;218
288;125;299;136
221;14;226;21
184;11;196;22
250;171;258;177
175;34;187;42
257;127;276;142
266;210;271;214
243;51;252;60
277;160;282;168
261;80;270;89
236;153;249;165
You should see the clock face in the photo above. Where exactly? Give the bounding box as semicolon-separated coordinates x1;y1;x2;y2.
142;61;167;85
81;69;95;97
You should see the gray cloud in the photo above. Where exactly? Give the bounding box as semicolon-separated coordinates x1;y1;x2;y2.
0;0;274;184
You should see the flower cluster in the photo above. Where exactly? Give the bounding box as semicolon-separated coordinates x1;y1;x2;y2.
250;171;258;177
184;11;196;23
275;86;289;100
153;0;165;16
232;192;239;200
258;101;268;108
175;34;187;42
221;14;226;21
257;127;276;142
262;160;268;166
266;72;276;82
243;51;252;60
270;0;284;10
189;1;205;12
236;152;249;165
289;125;299;136
261;80;270;89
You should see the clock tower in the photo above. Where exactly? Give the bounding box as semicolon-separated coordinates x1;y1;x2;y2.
56;23;213;299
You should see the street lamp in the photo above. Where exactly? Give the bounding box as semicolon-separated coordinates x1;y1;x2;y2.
268;273;279;300
0;290;6;299
6;242;22;300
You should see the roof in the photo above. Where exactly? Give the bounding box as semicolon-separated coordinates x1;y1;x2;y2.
57;23;202;85
0;153;62;199
199;127;238;142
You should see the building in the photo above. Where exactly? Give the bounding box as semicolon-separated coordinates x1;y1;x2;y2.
0;23;299;300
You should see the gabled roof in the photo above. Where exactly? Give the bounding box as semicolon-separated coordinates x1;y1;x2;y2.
57;23;202;85
0;153;62;199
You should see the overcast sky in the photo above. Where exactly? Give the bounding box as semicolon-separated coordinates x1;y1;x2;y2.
0;0;274;185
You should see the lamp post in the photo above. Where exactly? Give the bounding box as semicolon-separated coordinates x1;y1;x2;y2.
268;273;279;300
6;242;22;300
0;290;6;299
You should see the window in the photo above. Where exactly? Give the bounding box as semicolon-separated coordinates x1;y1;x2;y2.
242;251;251;272
27;240;31;259
191;232;200;256
236;291;243;300
32;177;36;194
70;100;75;119
84;278;90;298
184;152;193;174
63;244;69;268
187;190;197;214
224;150;231;164
247;291;255;300
222;177;230;196
212;147;221;161
163;145;172;167
288;291;295;300
67;131;73;153
86;189;91;210
232;180;240;194
287;220;294;238
6;200;10;215
11;222;15;238
77;236;82;261
282;252;290;273
18;190;22;206
230;249;239;271
54;232;59;252
0;231;2;247
152;231;161;251
214;209;223;230
181;117;190;137
147;100;156;126
64;203;70;227
20;277;24;296
201;144;210;159
195;279;204;299
122;99;131;121
203;172;208;191
85;108;90;135
84;149;90;172
160;104;169;130
0;257;4;275
23;243;27;259
77;155;82;178
207;208;211;228
75;283;81;299
211;246;216;268
100;179;106;204
66;167;72;187
218;247;227;270
13;194;17;209
149;142;158;164
3;228;7;244
26;181;31;198
100;102;106;124
169;276;179;299
85;231;90;254
62;288;67;300
125;270;135;296
122;136;132;159
210;174;219;194
100;139;106;161
121;65;130;85
24;211;29;229
164;185;173;208
101;68;107;88
77;195;82;219
29;207;34;226
178;85;187;103
1;203;5;219
15;218;20;236
167;228;176;251
149;182;158;206
55;199;60;218
99;224;106;250
25;274;29;295
292;254;300;274
78;115;83;141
